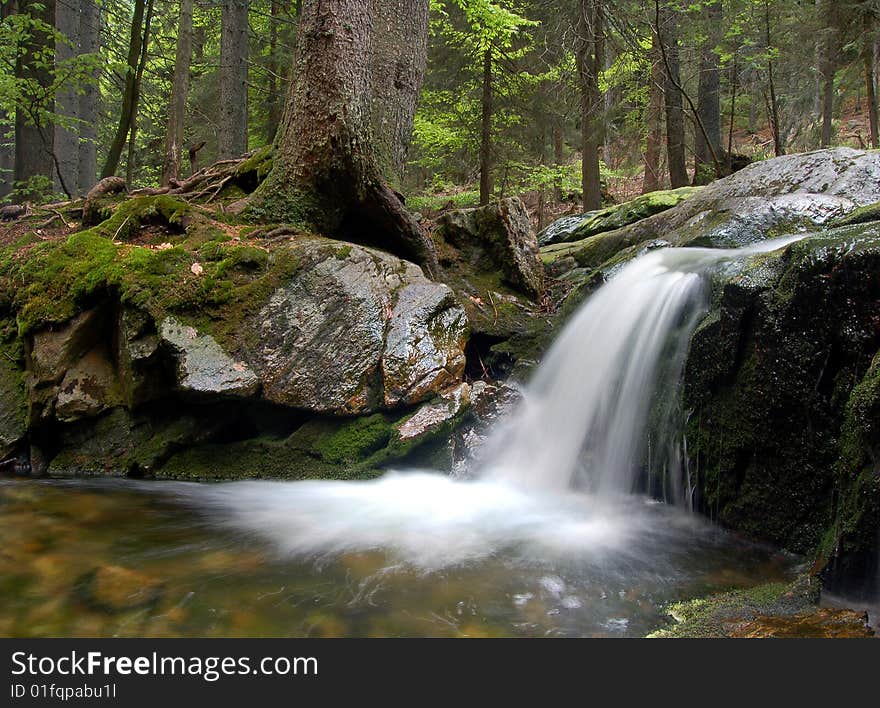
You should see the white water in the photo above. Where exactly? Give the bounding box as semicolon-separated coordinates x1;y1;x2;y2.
480;236;802;496
180;237;804;570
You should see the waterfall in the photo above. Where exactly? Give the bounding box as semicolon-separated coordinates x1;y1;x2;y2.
479;236;803;498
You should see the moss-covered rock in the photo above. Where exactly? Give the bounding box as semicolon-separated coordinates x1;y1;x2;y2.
682;225;880;591
538;186;702;247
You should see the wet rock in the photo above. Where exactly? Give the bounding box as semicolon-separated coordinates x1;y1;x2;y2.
160;317;259;398
27;309;103;385
76;565;164;613
726;608;874;638
683;224;880;572
537;186;702;246
117;307;162;407
54;350;119;422
395;383;471;442
544;148;880;271
0;359;27;457
436;197;544;298
383;284;467;407
247;238;468;415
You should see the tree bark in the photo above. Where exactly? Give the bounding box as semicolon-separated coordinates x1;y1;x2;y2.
479;47;493;206
53;0;80;196
126;0;154;185
694;0;722;184
163;0;194;185
658;2;688;188
250;0;438;276
765;0;783;156
819;0;839;147
14;0;56;201
576;0;604;210
0;0;17;200
863;5;879;148
101;0;147;179
219;0;249;159
370;0;430;189
642;35;664;194
77;0;100;193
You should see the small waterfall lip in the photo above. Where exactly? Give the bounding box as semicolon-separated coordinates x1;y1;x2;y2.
477;234;806;498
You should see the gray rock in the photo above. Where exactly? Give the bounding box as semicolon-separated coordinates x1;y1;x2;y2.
0;359;26;457
395;382;471;442
383;283;467;407
437;197;544;297
247;238;468;415
160;318;259;398
543;148;880;271
27;309;103;385
55;350;119;423
117;307;161;408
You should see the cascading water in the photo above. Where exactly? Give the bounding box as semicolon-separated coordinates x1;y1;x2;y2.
477;236;803;499
171;237;804;572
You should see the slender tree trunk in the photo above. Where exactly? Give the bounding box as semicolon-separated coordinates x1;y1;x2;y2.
250;0;438;276
219;0;249;159
658;1;688;188
370;0;430;189
727;49;738;171
53;0;80;196
694;0;722;184
863;6;879;148
126;0;154;186
765;1;783;156
14;0;56;202
479;47;493;206
576;0;604;210
0;0;17;200
819;0;838;147
552;121;564;200
266;0;282;142
77;0;100;193
101;0;147;179
643;36;664;194
163;0;194;185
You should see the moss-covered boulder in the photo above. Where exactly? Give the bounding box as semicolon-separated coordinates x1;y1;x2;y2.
537;186;702;247
543;148;880;277
435;197;544;298
682;225;880;595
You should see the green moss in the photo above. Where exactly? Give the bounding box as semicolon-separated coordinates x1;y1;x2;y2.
312;414;394;465
827;200;880;228
234;145;274;184
648;576;817;638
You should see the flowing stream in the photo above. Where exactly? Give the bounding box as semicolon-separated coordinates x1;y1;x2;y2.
0;238;807;637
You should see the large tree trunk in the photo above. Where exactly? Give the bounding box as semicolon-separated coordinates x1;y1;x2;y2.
818;0;838;147
693;0;722;184
14;0;56;202
126;0;154;185
53;0;79;196
77;0;100;193
765;0;783;156
101;0;148;179
658;2;688;188
163;0;194;185
219;0;249;159
249;0;438;276
266;0;283;142
479;47;493;206
576;0;604;211
642;35;664;194
370;0;430;189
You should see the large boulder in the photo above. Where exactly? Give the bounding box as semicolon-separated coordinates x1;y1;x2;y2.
682;224;880;596
436;197;544;298
544;148;880;272
245;238;468;415
537;186;702;246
